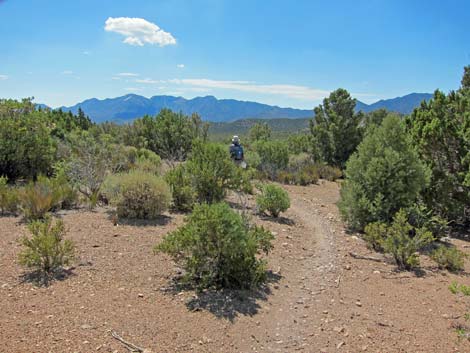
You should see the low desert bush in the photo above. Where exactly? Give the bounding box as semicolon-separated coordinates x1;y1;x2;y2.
156;202;274;289
363;222;388;252
406;204;449;240
0;176;18;215
165;165;196;211
18;176;61;220
18;216;75;278
257;184;291;217
110;171;171;219
381;210;434;270
317;165;342;181
254;140;289;180
185;141;245;203
431;246;466;272
132;148;162;174
51;164;79;209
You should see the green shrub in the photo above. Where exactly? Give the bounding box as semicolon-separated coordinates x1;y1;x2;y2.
186;141;243;203
0;176;18;215
19;217;75;277
339;115;429;231
363;222;387;252
297;165;320;185
254;141;289;180
51;164;79;209
288;153;312;172
0;100;56;180
318;165;342;181
406;204;449;240
278;171;295;185
19;176;61;220
165;165;196;211
244;150;261;170
132;148;162;174
156;202;274;289
431;246;466;272
110;171;171;219
382;210;434;270
257;184;291;217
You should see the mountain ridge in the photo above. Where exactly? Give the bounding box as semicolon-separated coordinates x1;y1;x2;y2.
53;92;433;123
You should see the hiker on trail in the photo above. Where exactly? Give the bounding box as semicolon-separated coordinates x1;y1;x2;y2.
229;135;245;167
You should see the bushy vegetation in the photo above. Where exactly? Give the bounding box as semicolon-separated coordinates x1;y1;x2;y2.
310;89;364;169
431;246;466;272
164;165;196;211
19;217;75;278
248;122;272;142
339;115;429;231
0;177;18;215
364;210;434;270
18;176;62;221
257;184;291;217
253;140;289;180
106;171;171;219
129;109;208;162
405;67;470;224
156;202;273;289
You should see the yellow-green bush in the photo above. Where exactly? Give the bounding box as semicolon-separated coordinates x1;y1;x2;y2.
257;184;291;217
431;246;466;272
19;216;75;278
111;171;171;219
0;176;18;215
18;176;61;220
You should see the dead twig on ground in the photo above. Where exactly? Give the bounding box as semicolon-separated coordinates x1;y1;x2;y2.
111;331;146;353
349;251;383;262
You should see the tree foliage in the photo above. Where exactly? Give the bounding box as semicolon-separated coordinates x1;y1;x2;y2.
133;109;208;162
339;115;428;231
405;67;470;223
248;122;272;142
310;89;363;168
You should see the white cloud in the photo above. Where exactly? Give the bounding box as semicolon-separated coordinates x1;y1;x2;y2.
170;78;331;101
135;78;163;84
124;87;143;92
105;17;176;47
61;70;73;75
177;64;185;69
83;51;91;55
0;74;8;80
117;72;139;77
167;78;378;102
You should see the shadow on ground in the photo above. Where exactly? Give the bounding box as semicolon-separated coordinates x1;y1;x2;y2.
106;211;172;227
19;268;76;287
165;271;281;322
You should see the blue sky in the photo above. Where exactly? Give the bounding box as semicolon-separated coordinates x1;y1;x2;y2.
0;0;469;108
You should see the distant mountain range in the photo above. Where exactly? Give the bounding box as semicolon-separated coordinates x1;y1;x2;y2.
54;93;433;123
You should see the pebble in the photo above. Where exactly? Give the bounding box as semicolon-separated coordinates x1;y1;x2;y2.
138;293;144;298
355;301;362;307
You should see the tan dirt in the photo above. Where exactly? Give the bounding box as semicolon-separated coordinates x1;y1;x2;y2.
1;181;470;352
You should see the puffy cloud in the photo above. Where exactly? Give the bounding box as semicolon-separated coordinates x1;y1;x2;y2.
176;64;185;68
0;74;8;80
105;17;176;47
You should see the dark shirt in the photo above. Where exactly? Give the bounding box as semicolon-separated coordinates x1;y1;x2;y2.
229;143;244;160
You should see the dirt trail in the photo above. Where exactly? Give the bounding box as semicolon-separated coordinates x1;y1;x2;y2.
2;181;470;352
